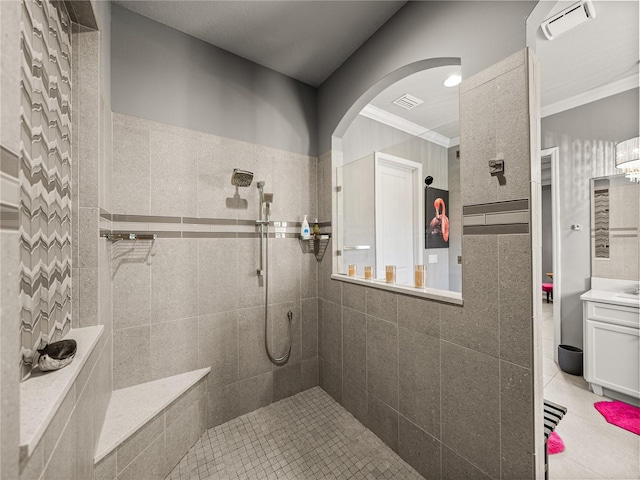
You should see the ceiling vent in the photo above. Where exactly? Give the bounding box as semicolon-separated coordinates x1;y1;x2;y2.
541;0;596;41
392;94;423;110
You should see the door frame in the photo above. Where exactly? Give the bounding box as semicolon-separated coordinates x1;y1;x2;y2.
542;146;562;362
374;152;424;281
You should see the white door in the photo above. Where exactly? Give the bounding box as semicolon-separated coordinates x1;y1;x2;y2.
375;153;423;285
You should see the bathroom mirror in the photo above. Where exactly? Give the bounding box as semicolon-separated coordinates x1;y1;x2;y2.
335;65;462;294
590;174;640;280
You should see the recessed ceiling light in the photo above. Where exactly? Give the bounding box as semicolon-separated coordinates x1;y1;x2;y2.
443;74;462;87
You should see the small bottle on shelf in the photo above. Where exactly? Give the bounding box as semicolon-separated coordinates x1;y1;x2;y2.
313;218;320;239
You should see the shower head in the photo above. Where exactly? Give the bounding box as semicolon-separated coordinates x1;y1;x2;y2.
257;180;265;189
231;169;254;187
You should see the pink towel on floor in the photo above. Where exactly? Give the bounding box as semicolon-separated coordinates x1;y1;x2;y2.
594;400;640;436
547;431;565;455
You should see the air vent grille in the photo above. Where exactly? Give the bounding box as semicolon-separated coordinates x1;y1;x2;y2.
392;94;423;110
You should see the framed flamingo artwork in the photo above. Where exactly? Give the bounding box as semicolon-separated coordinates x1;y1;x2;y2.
425;187;449;249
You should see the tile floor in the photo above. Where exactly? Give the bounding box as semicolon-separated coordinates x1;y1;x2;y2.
166;387;423;480
542;300;640;480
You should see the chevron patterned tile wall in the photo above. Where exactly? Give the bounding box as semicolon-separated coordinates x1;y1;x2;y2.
19;0;73;379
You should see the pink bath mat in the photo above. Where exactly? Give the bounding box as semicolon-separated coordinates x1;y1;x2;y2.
594;400;640;435
547;431;565;455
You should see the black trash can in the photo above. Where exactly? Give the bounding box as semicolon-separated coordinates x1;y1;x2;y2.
558;345;583;376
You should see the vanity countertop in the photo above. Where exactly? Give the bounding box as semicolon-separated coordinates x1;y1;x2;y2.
580;289;640;308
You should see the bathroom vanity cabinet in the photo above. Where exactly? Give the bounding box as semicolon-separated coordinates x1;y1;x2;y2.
581;290;640;399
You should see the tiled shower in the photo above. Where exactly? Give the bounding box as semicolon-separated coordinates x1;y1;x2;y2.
0;1;542;479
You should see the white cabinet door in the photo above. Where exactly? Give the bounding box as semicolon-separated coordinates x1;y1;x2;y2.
585;319;640;398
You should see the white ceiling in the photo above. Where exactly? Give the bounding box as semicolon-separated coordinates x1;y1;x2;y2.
113;0;406;87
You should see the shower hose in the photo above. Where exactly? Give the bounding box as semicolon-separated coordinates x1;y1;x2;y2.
263;221;292;366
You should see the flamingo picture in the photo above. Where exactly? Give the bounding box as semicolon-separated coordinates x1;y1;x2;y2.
429;197;449;242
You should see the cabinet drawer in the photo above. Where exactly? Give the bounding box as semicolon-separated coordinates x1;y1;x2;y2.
587;302;640;329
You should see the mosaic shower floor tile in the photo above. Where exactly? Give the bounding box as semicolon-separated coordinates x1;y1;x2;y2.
166;387;423;480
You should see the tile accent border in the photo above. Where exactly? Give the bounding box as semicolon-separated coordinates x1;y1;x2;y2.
99;210;331;240
463;199;530;235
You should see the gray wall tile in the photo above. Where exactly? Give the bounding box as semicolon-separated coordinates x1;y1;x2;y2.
398;327;440;438
116;414;164;473
149;131;197;217
150;317;199;380
268;239;301;304
441;341;500;479
150;239;198;323
198;239;239;315
442;445;493;480
319;358;342;404
198;312;238;387
165;401;202;476
112;257;151;330
78;208;98;268
398;416;441;480
207;381;239;428
274;363;303;402
397;295;440;338
301;253;318;299
237;372;273;416
460;80;497;206
237;238;267;309
343;307;366;388
112;124;150;215
94;452;116;480
79;267;99;327
117;431;165;480
320;254;341;304
43;411;76;480
319;299;342;367
343;282;365;313
366;394;398;452
495;66;530;203
238;306;272;380
499;235;532;368
114;326;151;389
500;361;534;480
366;288;397;323
301;297;318;359
441;235;499;357
196;137;240;219
301;357;319;390
367;316;398;409
166;380;207;427
342;381;367;426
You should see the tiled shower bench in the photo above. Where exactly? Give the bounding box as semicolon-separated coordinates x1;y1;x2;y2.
94;368;210;480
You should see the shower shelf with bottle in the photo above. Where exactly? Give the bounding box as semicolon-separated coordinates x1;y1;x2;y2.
298;234;331;261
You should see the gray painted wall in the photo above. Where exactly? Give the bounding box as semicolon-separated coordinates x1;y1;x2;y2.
541;88;639;348
541;185;552;286
110;5;317;156
317;1;536;153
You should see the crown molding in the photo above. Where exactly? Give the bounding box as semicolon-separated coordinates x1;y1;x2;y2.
360;104;453;149
542;73;639;118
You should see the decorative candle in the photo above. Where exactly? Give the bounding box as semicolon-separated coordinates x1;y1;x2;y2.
348;264;356;277
385;265;396;283
414;265;425;288
364;266;373;280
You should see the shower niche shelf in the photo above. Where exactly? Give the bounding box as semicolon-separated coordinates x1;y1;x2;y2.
299;234;330;261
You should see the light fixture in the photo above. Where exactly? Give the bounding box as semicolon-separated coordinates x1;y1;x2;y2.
615;137;640;183
443;74;461;88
